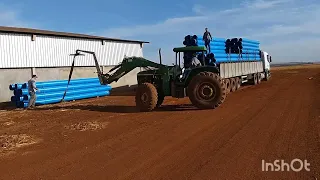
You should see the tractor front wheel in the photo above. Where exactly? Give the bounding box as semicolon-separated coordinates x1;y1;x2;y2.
187;72;226;109
135;83;158;111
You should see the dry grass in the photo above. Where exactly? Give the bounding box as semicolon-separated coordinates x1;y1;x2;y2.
64;121;109;131
271;64;320;71
2;120;15;126
0;134;40;155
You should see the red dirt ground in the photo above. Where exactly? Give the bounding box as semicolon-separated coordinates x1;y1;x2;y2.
0;64;319;180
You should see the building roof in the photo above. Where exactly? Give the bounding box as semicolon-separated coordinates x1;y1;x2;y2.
0;26;149;44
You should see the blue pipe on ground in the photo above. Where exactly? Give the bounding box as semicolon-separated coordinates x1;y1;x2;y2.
9;77;112;108
15;82;105;96
18;91;111;108
18;78;100;89
20;86;112;101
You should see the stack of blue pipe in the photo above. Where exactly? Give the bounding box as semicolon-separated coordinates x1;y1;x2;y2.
182;34;262;63
9;78;112;108
225;38;260;60
183;35;224;64
196;36;227;54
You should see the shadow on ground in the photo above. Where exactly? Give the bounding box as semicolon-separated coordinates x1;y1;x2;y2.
108;85;137;96
36;104;203;113
0;102;16;110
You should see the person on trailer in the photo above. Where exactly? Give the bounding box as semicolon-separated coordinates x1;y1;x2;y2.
203;28;212;53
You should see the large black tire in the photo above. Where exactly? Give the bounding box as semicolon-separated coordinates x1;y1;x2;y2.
235;77;241;90
264;71;271;81
135;83;158;111
257;73;262;84
224;78;231;94
252;73;258;85
230;78;237;92
187;72;226;109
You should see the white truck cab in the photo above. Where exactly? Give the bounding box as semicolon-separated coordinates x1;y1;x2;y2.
261;50;272;80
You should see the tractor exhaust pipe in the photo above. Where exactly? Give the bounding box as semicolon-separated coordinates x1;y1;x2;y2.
159;48;162;64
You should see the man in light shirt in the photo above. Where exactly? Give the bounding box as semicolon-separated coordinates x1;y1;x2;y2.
191;54;202;67
27;75;39;109
180;53;202;79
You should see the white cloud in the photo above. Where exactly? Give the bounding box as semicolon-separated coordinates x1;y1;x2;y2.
100;0;320;63
192;5;207;15
241;0;292;9
0;4;38;28
103;15;209;38
0;9;22;26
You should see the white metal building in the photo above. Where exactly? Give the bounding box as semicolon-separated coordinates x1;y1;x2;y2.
0;26;149;103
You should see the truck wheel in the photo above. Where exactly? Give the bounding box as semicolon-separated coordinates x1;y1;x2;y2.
135;83;158;111
264;71;271;81
187;72;226;109
252;74;258;85
224;78;231;94
230;78;237;92
257;73;262;84
235;77;241;90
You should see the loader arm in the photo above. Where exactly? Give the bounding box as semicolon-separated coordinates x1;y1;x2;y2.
103;56;168;84
72;50;168;85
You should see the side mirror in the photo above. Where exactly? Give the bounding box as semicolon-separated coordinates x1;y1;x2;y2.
270;56;272;62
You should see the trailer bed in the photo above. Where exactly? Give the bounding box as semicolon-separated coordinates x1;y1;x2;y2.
219;61;263;78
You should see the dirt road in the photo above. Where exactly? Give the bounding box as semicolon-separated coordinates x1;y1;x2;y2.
0;65;319;180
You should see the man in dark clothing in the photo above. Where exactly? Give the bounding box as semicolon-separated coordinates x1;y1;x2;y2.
203;28;212;53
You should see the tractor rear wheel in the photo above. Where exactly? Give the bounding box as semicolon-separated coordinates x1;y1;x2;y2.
230;78;237;92
187;72;226;109
135;83;158;111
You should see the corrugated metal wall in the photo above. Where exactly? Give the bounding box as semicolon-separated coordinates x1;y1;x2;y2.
0;33;143;68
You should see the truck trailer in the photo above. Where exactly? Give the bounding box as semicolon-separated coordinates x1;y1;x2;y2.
217;50;271;93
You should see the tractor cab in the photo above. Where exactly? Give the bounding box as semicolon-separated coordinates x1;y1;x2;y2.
172;46;208;80
173;46;207;68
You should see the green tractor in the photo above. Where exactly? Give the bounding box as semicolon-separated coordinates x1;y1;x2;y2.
70;46;226;111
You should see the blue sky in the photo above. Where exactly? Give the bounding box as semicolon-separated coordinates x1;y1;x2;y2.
1;0;320;64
